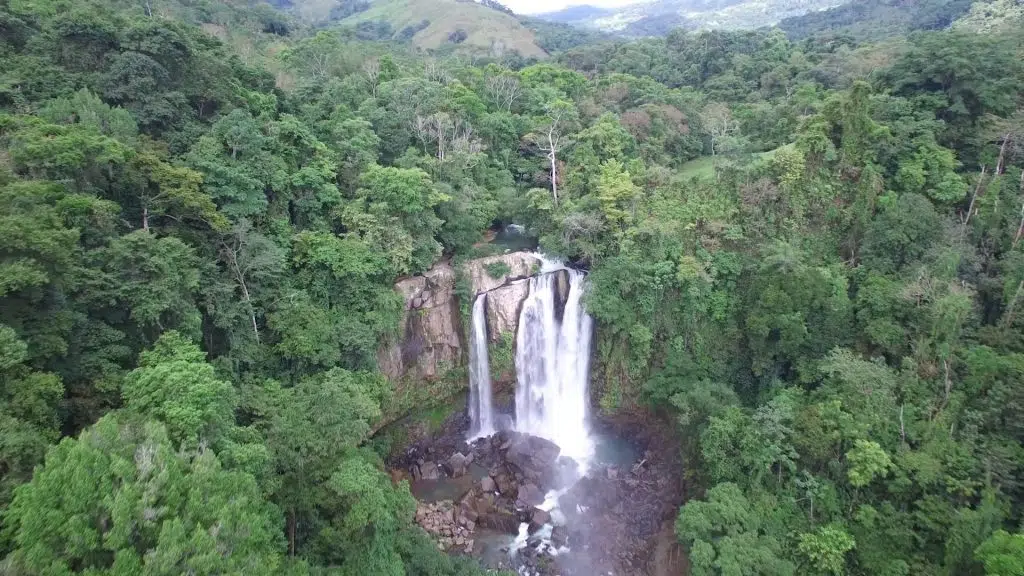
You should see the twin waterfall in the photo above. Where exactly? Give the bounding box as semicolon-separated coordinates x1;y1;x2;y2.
468;263;595;463
467;294;495;438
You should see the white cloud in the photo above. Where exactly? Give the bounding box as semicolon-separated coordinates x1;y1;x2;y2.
501;0;638;16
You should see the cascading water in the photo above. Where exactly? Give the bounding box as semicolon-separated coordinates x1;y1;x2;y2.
467;294;495;438
514;266;595;465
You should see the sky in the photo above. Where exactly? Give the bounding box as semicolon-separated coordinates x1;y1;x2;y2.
501;0;638;15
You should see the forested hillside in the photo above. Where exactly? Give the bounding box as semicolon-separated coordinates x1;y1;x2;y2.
778;0;976;40
1;0;1024;574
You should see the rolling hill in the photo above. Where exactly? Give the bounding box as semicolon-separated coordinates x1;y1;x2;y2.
286;0;550;58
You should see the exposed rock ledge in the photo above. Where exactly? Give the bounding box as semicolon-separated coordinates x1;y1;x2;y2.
377;262;461;382
377;252;544;382
465;252;542;295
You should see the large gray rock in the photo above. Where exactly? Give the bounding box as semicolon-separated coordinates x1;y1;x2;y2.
516;483;545;508
377;262;461;381
485;279;529;343
528;507;551;532
506;435;562;482
419;461;441;481
478;508;520;534
480;476;496;493
464;252;542;295
448;452;469;478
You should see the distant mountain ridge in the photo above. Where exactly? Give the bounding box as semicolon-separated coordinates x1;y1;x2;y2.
537;0;848;35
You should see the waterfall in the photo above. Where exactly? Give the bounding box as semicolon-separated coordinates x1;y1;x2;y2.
515;268;594;464
468;294;495;438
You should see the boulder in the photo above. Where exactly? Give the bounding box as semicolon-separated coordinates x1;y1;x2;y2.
458;502;479;525
474;493;495;517
448;452;469;478
494;414;515;432
494;472;517;496
480;476;496;493
506;435;561;482
419;461;440;481
516;483;545;508
528;507;551;532
478;509;520;534
552;269;570;322
551;525;568;548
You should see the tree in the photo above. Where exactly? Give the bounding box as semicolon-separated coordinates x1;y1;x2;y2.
676;483;796;576
4;416;286;575
534;99;578;206
975;531;1024;576
700;102;739;156
797;525;855;576
255;369;387;556
121;331;235;447
596;159;639;230
0;325;63;509
217;220;285;347
186;109;277;219
81;230;201;339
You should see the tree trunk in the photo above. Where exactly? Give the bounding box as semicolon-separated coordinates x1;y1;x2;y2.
1014;170;1024;249
549;149;558;206
226;245;260;344
1003;279;1024;329
142;205;149;231
961;165;986;238
289;510;296;556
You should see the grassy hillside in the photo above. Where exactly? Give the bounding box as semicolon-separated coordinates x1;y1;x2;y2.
335;0;549;58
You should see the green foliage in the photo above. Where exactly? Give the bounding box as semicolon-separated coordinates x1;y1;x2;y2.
484;261;512;280
488;332;515;379
797;525;855;576
676;483;796;576
976;531;1024;576
4;415;286;575
121;331;235;446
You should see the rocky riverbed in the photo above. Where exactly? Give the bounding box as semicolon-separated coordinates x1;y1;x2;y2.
389;411;686;575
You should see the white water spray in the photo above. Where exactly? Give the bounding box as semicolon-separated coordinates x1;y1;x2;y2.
468;294;494;438
514;266;595;466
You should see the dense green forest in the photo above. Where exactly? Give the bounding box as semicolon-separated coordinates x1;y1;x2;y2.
1;0;1023;574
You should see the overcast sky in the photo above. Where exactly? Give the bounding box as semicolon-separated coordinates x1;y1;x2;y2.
503;0;638;15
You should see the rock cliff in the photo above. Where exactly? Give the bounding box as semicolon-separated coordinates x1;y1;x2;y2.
465;252;542;295
377;262;462;382
484;279;529;343
377;251;543;382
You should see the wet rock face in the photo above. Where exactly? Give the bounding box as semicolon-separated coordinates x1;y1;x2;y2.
505;434;561;484
484;279;529;343
377;262;461;381
377;251;542;388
